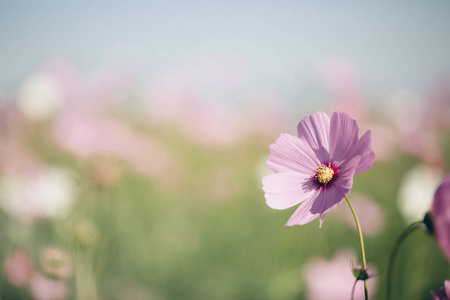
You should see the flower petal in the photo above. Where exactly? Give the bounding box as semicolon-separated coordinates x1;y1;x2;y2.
445;280;450;298
433;175;450;262
350;130;375;175
267;133;320;174
297;111;330;163
284;189;321;226
430;291;439;300
263;172;314;209
318;185;346;227
329;112;359;163
334;155;361;194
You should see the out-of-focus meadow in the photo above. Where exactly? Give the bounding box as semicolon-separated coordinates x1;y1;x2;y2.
1;2;450;300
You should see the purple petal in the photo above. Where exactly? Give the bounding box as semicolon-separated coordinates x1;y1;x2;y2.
430;291;439;300
297;111;330;163
432;175;450;262
431;285;449;300
317;185;346;227
445;280;450;298
350;130;375;175
284;189;322;226
334;155;361;194
329;112;359;163
263;172;314;209
267;133;320;174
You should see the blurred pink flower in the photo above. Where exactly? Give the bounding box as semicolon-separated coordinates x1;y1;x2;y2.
37;58;133;116
89;157;124;188
388;89;444;167
432;175;450;262
0;106;42;178
143;53;250;143
243;92;292;142
42;59;82;98
427;76;450;129
431;280;450;300
144;71;197;124
319;59;397;163
319;58;367;121
53;113;179;184
30;273;68;300
399;127;443;168
4;250;34;287
0;138;42;178
363;122;397;162
39;247;72;280
14;58;137;139
333;193;385;236
181;102;245;148
263;111;374;227
303;250;377;300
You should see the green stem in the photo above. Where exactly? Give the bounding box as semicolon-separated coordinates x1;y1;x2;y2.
345;195;368;300
351;279;358;300
386;220;423;300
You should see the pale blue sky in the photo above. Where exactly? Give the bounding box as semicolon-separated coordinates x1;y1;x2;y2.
1;1;450;96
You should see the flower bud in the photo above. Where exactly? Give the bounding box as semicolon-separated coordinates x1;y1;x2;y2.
352;266;369;281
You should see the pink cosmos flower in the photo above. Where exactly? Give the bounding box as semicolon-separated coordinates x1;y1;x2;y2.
432;175;450;261
303;250;377;300
430;280;450;300
3;250;34;287
262;111;374;227
29;273;69;300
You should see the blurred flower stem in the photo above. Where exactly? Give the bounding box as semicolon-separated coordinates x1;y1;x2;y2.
345;195;369;300
74;249;98;300
351;279;358;300
386;220;423;300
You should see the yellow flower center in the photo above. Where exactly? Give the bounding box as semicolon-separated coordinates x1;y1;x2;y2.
315;164;334;185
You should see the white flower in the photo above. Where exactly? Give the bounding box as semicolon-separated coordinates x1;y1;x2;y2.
17;73;63;121
397;164;442;223
0;167;77;222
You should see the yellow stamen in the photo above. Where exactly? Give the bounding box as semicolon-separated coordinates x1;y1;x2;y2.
315;164;334;185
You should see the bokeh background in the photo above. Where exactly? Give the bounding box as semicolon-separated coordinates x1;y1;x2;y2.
0;1;449;299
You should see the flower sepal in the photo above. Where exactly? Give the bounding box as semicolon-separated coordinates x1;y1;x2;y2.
423;211;434;235
352;266;369;281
